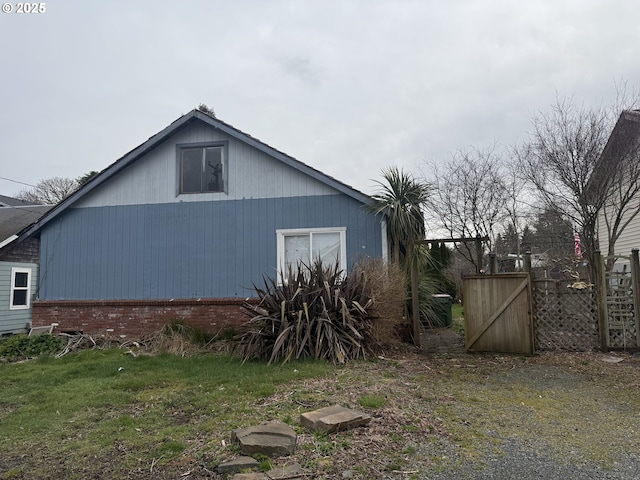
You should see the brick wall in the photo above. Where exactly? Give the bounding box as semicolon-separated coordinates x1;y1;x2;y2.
32;298;259;338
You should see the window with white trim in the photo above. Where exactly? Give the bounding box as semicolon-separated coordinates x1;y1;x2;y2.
276;228;347;281
10;267;31;310
178;143;226;194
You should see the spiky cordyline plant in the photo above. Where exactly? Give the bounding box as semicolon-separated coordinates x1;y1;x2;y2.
236;260;374;365
367;166;431;266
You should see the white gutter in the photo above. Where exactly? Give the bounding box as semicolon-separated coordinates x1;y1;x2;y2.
0;234;18;250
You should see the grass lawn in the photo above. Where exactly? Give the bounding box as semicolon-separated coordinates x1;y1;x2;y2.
0;349;332;479
451;303;464;333
1;342;640;479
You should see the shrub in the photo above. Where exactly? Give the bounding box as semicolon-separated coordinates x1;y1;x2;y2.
355;258;406;347
236;260;375;365
0;334;65;362
141;320;235;356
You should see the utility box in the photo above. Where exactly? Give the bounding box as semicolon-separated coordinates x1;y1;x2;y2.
432;294;453;327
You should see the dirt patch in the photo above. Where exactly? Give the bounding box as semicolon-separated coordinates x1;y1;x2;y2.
199;349;640;479
421;327;466;354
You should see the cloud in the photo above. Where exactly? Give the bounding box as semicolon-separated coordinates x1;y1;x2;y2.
1;0;640;196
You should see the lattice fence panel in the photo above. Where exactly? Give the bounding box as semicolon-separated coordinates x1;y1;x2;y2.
603;264;638;348
532;279;599;351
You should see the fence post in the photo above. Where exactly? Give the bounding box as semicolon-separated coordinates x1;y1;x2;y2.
409;241;421;349
523;252;531;273
631;249;640;347
489;253;497;274
594;251;608;350
475;236;482;274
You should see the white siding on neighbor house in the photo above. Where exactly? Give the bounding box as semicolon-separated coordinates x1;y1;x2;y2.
75;122;338;208
597;200;640;257
0;261;38;335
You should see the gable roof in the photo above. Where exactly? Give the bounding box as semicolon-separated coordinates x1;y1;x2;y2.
0;204;53;249
588;110;640;198
21;109;373;238
0;194;40;207
598;109;640;168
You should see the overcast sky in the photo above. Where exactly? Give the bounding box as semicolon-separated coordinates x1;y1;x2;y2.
1;0;639;197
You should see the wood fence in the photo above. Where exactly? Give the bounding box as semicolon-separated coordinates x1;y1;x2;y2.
595;250;640;350
463;273;534;354
462;249;639;353
531;278;598;351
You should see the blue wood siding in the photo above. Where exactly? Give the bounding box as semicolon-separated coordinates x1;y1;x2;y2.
0;261;38;334
39;195;383;300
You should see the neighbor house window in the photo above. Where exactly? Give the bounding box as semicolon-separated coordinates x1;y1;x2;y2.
179;144;226;194
276;228;347;281
10;267;31;310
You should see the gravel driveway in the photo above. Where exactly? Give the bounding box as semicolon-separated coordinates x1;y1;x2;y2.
420;436;640;480
413;330;640;480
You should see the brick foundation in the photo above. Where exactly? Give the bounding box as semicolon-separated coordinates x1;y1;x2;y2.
32;298;259;338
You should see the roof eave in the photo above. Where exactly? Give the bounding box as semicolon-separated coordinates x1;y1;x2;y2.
587;109;640;198
191;110;372;204
21;109;373;238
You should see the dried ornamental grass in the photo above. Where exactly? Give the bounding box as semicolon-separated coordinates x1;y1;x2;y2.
356;258;406;347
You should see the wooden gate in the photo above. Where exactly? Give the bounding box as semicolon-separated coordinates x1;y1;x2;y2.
463;273;533;354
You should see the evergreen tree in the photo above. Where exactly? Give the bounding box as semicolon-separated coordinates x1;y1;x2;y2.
531;207;574;258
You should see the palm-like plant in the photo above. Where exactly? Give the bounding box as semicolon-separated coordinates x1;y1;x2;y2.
367;166;431;265
367;167;433;345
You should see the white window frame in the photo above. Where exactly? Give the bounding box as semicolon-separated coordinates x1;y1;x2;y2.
9;267;31;310
177;142;227;195
276;227;347;282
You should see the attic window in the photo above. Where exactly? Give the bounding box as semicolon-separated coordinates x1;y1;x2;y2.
179;144;226;194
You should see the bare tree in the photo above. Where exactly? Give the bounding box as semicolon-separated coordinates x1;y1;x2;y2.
428;145;511;270
517;88;640;277
597;110;640;263
15;177;79;205
502;166;534;260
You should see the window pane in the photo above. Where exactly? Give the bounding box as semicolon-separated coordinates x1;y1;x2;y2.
312;232;341;266
204;147;223;192
284;235;310;272
12;290;27;306
181;149;203;193
14;272;28;288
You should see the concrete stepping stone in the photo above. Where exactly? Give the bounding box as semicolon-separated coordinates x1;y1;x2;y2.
232;474;268;480
300;404;372;433
231;420;297;457
218;456;259;474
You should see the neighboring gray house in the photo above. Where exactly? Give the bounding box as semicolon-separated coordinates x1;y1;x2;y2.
21;110;387;336
593;110;640;267
0;196;52;335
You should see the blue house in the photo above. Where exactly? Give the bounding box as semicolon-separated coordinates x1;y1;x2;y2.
22;110;387;336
